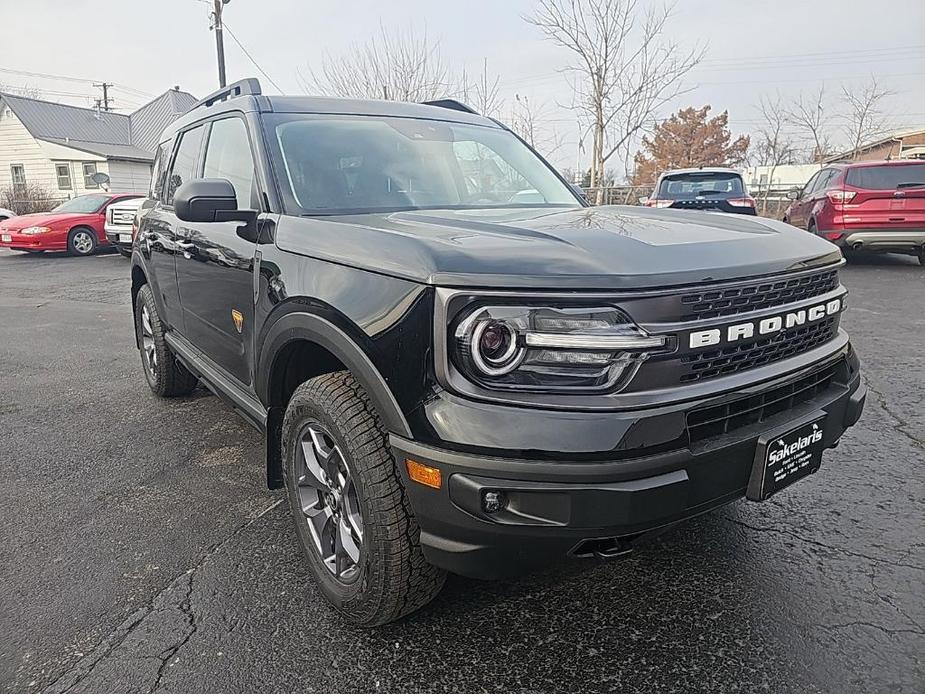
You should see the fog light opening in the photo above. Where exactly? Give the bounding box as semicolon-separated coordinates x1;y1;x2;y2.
481;489;506;514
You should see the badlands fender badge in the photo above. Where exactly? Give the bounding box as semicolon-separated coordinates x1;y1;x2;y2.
231;309;244;333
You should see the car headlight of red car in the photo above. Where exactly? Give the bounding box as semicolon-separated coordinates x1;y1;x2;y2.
20;226;52;235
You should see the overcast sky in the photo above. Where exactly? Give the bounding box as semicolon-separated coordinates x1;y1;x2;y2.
1;0;923;172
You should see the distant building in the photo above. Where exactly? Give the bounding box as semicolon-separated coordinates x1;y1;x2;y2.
824;127;925;163
0;88;196;197
743;164;823;193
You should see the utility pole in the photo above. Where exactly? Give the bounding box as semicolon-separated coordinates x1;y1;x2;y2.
93;82;113;111
212;0;228;88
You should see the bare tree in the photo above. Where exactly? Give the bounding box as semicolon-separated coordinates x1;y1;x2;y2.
526;0;702;201
0;83;43;99
509;94;564;160
787;86;834;163
754;96;797;216
298;25;453;102
460;58;503;118
841;78;894;160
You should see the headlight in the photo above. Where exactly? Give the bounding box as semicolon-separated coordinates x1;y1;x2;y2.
451;304;668;393
21;226;51;235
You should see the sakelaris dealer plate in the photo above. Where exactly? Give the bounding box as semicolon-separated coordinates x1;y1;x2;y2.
747;413;827;501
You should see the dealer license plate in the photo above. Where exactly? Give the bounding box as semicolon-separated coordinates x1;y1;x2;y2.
747;414;826;501
119;233;132;243
1;234;10;242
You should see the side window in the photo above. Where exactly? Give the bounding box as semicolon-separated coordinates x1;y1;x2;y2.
817;168;836;192
165;125;206;205
202;117;257;209
149;141;171;201
801;172;820;198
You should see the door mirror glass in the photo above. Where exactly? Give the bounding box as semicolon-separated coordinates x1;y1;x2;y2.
174;178;240;222
786;188;800;200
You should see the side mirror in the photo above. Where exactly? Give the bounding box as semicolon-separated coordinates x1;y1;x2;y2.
786;189;800;200
638;197;649;205
174;178;240;222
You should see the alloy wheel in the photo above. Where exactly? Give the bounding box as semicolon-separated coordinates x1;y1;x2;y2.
140;304;157;377
72;230;94;254
295;423;364;583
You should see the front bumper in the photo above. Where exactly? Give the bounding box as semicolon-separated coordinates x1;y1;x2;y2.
392;349;865;579
105;230;133;251
838;228;925;255
0;232;65;251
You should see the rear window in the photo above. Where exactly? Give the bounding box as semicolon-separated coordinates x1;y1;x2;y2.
846;164;925;190
657;172;744;199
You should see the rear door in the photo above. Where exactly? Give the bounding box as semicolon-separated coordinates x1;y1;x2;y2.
174;115;260;386
843;163;925;231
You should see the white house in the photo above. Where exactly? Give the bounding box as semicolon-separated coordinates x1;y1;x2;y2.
743;164;823;194
0;87;196;200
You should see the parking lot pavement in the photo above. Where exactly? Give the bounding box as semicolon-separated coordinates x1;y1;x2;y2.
0;248;922;694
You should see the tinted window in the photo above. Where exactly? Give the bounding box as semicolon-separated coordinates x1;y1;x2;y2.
801;172;821;197
269;115;579;214
149;141;171;201
166;125;206;205
203;117;257;209
657;172;744;199
846;164;925;190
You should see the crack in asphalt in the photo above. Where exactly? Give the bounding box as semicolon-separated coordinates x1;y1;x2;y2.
815;621;924;637
721;516;925;572
862;374;924;451
38;498;284;694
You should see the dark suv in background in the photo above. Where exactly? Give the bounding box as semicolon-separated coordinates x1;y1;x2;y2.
130;79;865;626
783;160;925;265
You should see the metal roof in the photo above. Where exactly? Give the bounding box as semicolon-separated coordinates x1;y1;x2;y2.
0;89;196;162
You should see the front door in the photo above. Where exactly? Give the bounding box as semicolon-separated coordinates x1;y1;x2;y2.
174;115;259;386
790;171;821;229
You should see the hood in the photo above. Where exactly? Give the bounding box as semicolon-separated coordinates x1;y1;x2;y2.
274;205;842;290
0;211;94;230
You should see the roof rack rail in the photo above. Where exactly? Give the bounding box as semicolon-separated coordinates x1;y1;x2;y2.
421;99;477;114
192;78;262;111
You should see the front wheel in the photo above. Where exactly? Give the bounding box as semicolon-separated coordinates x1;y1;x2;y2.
67;227;97;256
282;372;446;626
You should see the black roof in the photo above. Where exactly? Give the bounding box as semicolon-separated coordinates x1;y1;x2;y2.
162;78;498;140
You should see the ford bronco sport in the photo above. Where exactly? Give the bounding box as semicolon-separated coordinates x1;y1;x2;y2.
131;79;866;626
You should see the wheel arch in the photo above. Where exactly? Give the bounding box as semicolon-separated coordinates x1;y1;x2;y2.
258;310;413;489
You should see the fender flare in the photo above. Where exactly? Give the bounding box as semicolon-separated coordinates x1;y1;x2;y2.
256;310;413;439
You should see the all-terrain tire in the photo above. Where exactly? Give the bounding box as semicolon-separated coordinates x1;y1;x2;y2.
282;371;446;626
134;284;198;397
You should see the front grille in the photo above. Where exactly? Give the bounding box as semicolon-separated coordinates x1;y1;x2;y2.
679;316;838;383
679;269;839;322
687;361;840;444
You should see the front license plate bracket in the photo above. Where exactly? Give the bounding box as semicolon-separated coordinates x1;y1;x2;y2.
747;412;827;501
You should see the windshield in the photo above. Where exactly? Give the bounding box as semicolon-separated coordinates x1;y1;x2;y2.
846;164;925;190
52;194;111;214
267;114;580;215
657;172;745;199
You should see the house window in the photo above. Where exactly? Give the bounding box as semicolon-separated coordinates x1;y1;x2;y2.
10;164;25;186
55;163;72;190
82;162;99;188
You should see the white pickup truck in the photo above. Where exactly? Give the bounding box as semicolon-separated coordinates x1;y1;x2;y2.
104;197;144;257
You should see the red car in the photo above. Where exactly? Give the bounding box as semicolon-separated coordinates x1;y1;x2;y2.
0;193;143;256
783;160;925;265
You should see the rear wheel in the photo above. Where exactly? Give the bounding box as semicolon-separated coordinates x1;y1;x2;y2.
807;219;817;235
134;284;198;397
67;227;97;256
282;372;445;626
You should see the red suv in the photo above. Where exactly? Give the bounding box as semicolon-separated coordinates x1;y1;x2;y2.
0;193;142;256
783;160;925;265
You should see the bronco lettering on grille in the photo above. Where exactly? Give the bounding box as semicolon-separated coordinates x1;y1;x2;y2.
689;298;843;350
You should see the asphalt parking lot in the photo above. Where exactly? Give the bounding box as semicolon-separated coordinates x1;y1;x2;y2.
0;248;922;694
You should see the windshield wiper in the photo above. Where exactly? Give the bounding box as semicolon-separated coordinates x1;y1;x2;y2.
896;182;925;189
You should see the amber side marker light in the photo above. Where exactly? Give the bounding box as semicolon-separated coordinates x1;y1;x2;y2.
405;459;442;489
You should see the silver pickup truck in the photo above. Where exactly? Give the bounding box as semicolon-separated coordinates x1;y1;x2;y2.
104;197;144;257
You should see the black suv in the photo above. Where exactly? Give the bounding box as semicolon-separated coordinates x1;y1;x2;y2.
131;79;866;626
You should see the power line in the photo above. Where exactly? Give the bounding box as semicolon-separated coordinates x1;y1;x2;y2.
222;21;285;92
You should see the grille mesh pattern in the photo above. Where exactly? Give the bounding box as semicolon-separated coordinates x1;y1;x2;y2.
680;317;838;383
687;362;839;444
680;269;839;322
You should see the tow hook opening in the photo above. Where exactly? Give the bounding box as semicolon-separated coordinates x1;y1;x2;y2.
571;536;637;559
